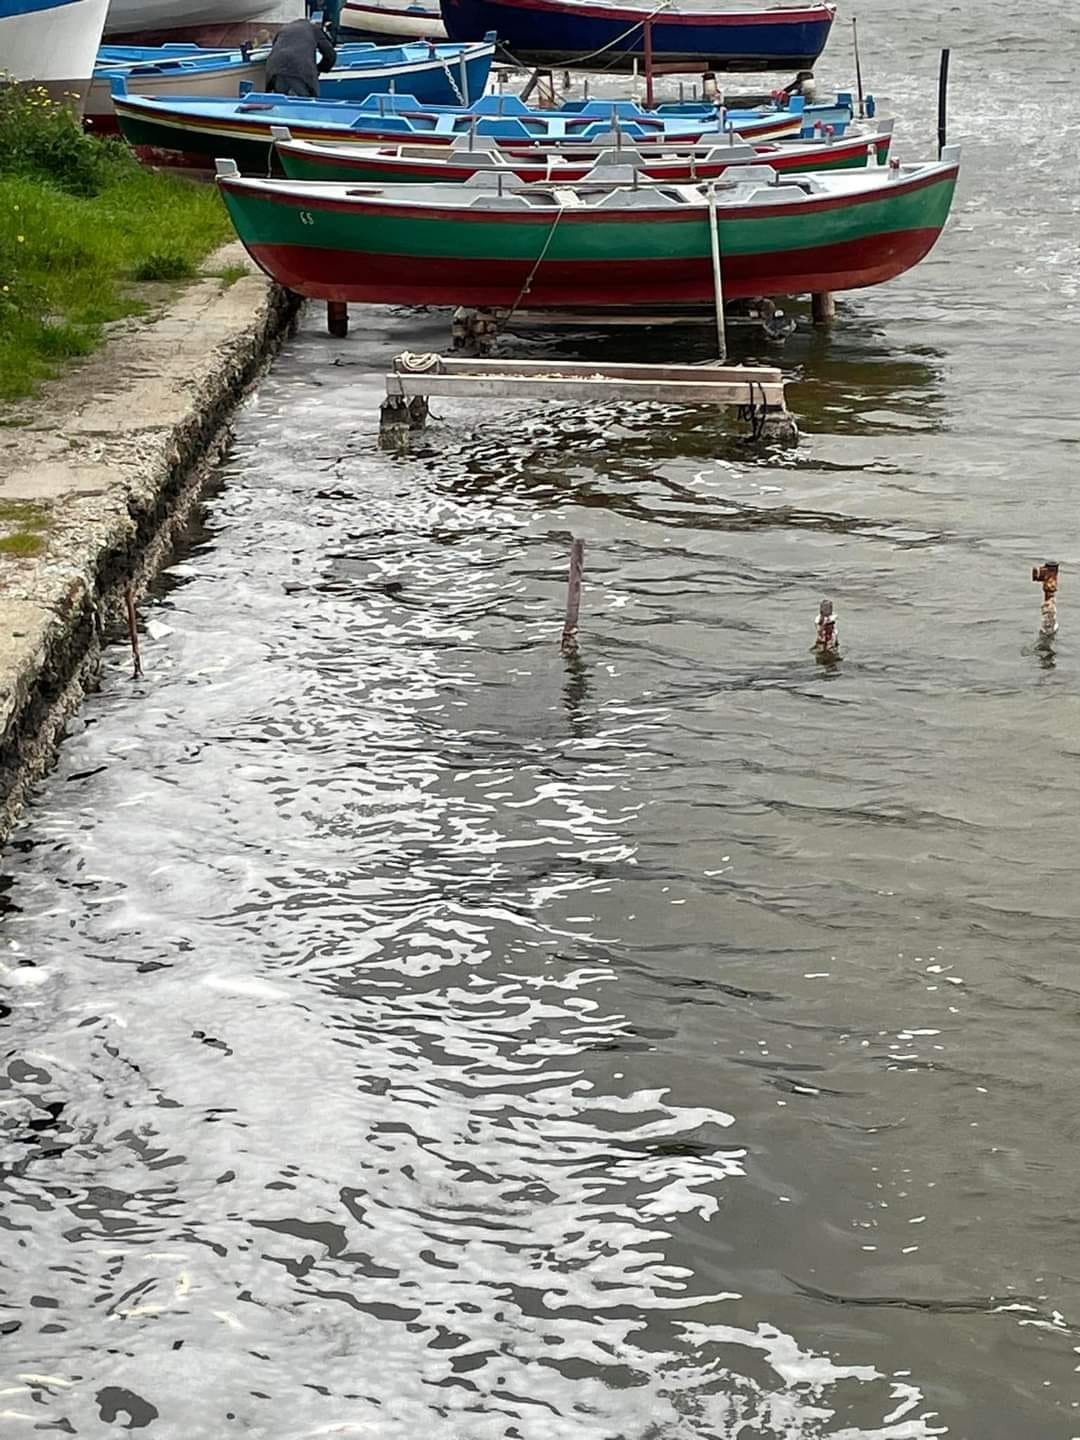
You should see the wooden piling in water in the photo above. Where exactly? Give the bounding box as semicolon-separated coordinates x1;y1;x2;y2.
1033;561;1059;640
812;292;836;325
813;597;840;659
562;538;585;651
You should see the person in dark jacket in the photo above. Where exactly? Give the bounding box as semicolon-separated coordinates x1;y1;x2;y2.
264;18;336;98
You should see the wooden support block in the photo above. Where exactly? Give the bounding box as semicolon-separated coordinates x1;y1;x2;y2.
811;291;836;325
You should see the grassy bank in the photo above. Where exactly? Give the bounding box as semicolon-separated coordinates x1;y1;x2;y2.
0;87;232;404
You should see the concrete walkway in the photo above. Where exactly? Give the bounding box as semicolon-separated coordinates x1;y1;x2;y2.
0;242;297;844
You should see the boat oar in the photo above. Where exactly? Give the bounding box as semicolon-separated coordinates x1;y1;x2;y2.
706;184;727;362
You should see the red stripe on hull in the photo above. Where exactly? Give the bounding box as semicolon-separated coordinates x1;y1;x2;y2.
466;0;831;25
247;227;944;306
288;134;884;182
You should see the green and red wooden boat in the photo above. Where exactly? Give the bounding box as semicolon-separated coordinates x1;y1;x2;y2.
272;119;894;186
215;148;961;309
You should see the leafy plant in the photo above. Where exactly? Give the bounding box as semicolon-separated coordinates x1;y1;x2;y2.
0;84;133;196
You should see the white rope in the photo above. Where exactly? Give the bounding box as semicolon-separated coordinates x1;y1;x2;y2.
396;351;443;373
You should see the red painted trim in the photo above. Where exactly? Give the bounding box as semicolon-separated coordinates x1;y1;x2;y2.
244;224;942;304
280;129;887;180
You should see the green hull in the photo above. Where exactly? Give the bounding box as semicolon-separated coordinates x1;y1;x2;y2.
219;161;959;306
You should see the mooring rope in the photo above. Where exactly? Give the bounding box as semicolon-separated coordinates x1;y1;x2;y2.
501;205;566;327
737;378;768;442
498;0;673;78
438;57;466;105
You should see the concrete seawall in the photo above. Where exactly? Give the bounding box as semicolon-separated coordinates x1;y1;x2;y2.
0;243;299;847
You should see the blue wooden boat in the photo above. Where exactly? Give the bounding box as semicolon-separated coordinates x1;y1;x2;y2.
321;37;495;103
559;94;858;137
98;42;231;60
89;35;495;131
440;0;836;72
112;86;812;167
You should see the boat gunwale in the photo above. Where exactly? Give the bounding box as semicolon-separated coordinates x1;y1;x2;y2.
273;124;890;170
218;158;960;227
449;0;836;21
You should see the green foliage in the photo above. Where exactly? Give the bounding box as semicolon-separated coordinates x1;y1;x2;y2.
132;250;198;282
0;92;232;402
0;84;134;196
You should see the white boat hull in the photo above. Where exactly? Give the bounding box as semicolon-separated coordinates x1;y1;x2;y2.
339;0;446;40
0;0;111;100
103;0;300;45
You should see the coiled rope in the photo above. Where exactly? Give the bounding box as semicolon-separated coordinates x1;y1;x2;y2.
396;351;444;373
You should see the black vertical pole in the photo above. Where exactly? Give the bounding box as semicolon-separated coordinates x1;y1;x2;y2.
852;17;865;119
937;47;950;157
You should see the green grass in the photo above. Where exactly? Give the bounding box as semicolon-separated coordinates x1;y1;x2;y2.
131;250;199;283
0;87;233;403
0;500;48;528
0;500;50;561
213;262;251;289
0;532;45;558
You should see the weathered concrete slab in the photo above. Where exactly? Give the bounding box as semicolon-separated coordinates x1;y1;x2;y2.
0;242;298;847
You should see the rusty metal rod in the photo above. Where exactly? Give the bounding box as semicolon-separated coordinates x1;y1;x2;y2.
125;587;143;678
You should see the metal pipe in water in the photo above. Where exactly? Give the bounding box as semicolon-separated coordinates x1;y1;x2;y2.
706;184;727;361
852;16;865;118
937;47;951;156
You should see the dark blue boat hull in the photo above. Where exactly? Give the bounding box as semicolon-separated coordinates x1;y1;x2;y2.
441;0;834;69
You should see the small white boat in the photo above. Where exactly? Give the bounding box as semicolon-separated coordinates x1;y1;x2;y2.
339;0;446;42
102;0;300;47
2;0;111;105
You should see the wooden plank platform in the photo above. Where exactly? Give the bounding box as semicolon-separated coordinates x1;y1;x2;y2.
381;355;797;444
388;356;784;406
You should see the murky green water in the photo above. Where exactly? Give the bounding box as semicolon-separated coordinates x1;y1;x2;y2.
2;5;1080;1434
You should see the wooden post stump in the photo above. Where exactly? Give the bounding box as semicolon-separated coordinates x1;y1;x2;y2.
811;292;836;325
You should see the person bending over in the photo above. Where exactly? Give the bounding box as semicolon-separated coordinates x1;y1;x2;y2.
265;18;336;99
